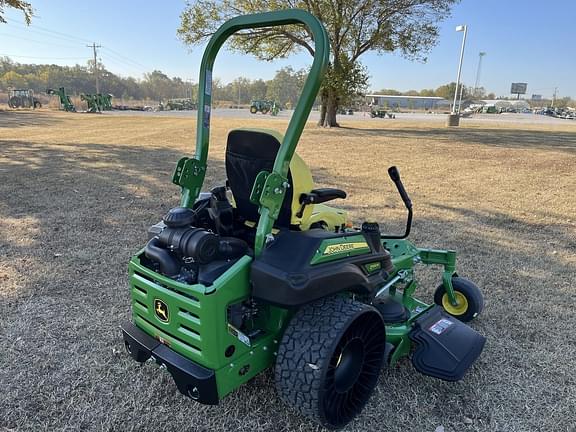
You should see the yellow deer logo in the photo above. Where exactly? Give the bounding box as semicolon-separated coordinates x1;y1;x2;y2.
154;299;169;322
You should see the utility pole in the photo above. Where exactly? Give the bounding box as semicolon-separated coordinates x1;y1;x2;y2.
238;84;241;109
185;78;194;100
87;42;101;93
473;52;486;98
552;87;558;108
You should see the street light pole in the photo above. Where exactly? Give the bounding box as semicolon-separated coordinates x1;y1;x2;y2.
473;51;486;97
453;25;467;114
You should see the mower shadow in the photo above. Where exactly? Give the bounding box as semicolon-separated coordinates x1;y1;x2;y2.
1;137;575;432
316;125;576;154
0;110;64;128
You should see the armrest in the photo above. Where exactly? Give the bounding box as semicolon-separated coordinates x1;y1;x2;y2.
300;188;347;204
296;188;347;218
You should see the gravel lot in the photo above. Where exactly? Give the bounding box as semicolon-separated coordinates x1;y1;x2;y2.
110;107;576;126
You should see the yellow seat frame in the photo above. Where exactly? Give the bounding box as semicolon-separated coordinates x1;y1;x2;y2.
229;128;347;231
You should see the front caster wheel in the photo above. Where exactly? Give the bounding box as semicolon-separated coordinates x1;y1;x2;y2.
434;277;484;322
275;296;387;429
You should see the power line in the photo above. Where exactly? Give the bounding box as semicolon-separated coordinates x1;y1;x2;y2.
0;53;86;60
99;53;144;76
5;19;152;73
7;19;93;44
101;46;149;70
99;49;147;72
0;32;84;50
2;24;87;46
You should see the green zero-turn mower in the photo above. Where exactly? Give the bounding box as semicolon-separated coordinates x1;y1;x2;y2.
121;10;486;429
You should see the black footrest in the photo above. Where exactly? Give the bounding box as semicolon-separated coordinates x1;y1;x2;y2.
409;306;486;381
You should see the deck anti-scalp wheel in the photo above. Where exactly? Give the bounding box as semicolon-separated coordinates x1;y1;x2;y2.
434;277;484;322
275;296;387;429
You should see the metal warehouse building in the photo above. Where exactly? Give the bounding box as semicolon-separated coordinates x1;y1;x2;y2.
366;94;450;110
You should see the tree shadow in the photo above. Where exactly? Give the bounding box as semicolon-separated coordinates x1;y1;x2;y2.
315;125;576;154
0;110;65;128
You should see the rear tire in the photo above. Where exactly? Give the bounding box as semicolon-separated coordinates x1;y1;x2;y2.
275;296;386;429
8;96;19;108
434;277;484;322
249;106;257;114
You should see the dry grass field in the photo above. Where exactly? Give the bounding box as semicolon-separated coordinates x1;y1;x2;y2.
1;110;575;432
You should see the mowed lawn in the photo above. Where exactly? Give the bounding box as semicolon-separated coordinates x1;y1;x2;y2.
0;110;575;432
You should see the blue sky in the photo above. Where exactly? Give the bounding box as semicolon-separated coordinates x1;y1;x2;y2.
1;0;575;99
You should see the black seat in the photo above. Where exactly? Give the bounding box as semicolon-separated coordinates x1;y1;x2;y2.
225;129;294;227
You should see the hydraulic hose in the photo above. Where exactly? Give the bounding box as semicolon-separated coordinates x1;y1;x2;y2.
218;237;248;259
144;237;181;277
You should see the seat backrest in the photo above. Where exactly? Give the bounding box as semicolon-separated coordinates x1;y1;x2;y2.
225;129;314;228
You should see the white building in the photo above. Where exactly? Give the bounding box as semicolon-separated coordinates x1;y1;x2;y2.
481;99;531;110
366;94;450;110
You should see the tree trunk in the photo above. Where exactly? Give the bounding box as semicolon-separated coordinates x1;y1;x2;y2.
317;88;339;127
318;97;327;126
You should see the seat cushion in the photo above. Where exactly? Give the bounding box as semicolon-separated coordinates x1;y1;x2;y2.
225;129;294;227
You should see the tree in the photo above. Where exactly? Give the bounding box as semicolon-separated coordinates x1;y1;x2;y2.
178;0;458;127
143;70;178;100
377;88;402;96
472;86;486;99
0;0;33;24
0;56;198;101
230;77;251;105
419;88;435;97
1;70;26;87
250;78;267;101
266;66;307;107
434;82;468;101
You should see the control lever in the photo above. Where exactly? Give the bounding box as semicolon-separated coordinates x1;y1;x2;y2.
385;166;413;239
388;166;412;210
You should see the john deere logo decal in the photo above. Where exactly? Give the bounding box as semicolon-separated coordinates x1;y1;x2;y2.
154;299;169;322
324;242;369;256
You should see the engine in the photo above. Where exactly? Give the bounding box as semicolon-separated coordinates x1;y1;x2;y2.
142;191;248;285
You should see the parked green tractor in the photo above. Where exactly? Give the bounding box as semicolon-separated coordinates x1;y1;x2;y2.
270;101;280;116
47;87;76;112
100;93;113;111
166;98;197;110
7;89;41;109
121;10;485;429
337;107;354;115
249;99;278;115
371;108;395;119
81;93;113;113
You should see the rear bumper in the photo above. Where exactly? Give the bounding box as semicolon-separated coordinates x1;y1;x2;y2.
121;321;219;405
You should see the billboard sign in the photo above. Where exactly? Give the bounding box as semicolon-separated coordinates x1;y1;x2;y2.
531;94;542;101
511;83;527;94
